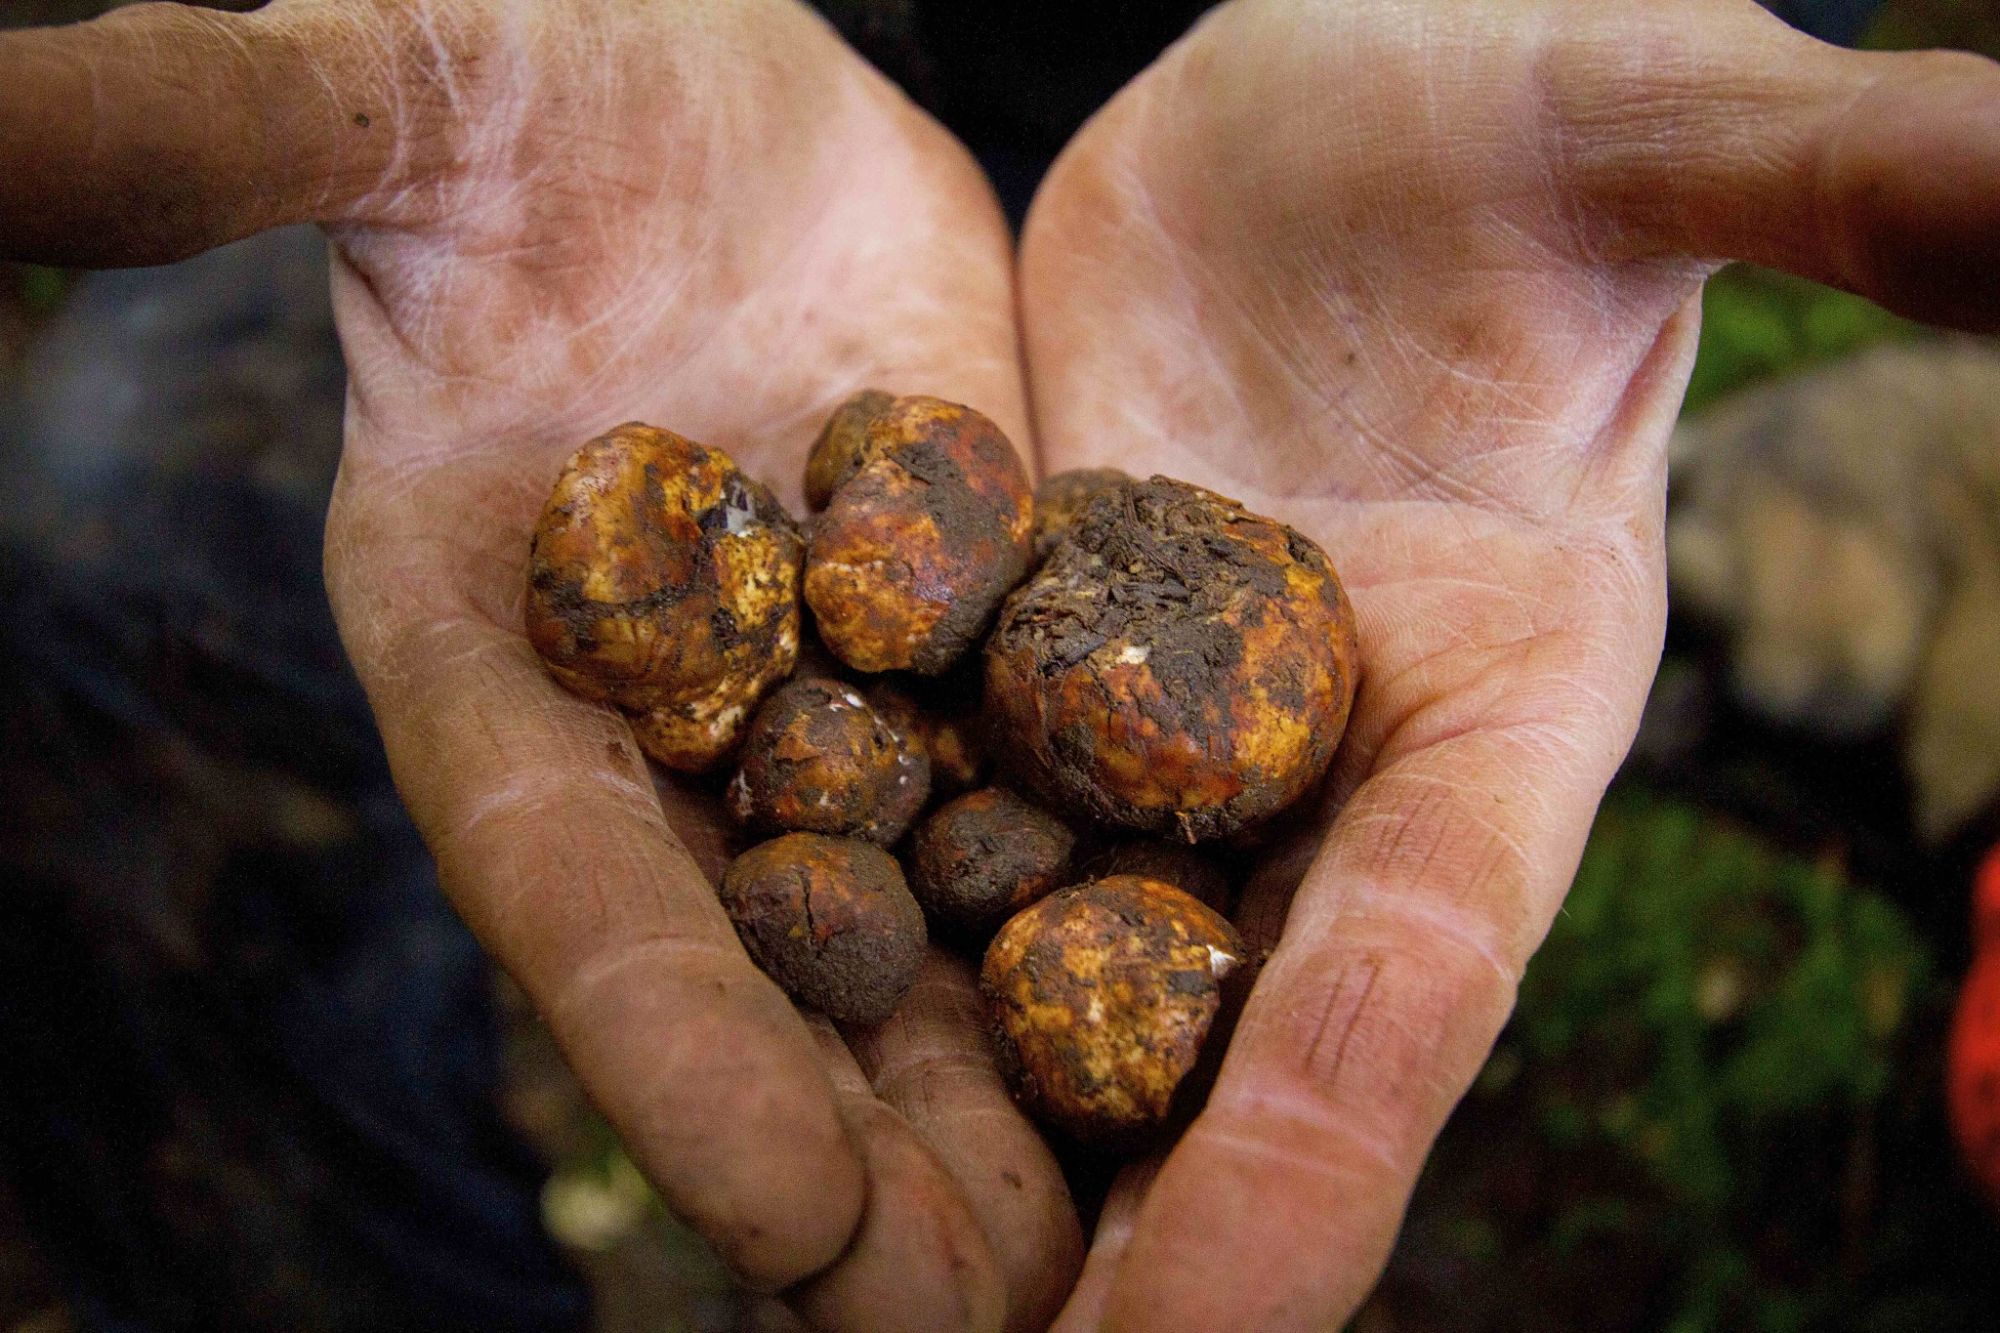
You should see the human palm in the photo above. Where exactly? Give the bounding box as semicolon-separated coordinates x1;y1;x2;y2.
8;1;1072;1329
1020;2;2000;1328
7;0;2000;1330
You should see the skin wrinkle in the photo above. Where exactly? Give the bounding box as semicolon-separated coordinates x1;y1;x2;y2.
453;760;661;838
1181;1101;1402;1180
1298;954;1383;1091
546;931;747;1027
867;1049;1002;1098
483;826;720;981
1247;947;1516;1127
1807;62;1897;303
1373;614;1556;706
1341;772;1540;909
1344;878;1529;986
1335;785;1533;932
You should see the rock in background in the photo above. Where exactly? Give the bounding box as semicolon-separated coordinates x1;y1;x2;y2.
1669;335;2000;844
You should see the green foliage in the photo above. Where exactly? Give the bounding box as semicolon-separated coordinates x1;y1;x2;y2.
1681;265;1917;417
1507;791;1931;1330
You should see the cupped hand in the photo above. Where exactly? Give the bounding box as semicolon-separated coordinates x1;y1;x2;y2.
1017;1;2000;1328
0;2;1081;1329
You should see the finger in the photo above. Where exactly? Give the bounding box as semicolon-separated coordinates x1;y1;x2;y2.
339;602;864;1288
846;954;1085;1333
1551;0;2000;330
787;1019;1007;1333
0;0;458;265
1048;1159;1159;1333
1088;307;1701;1333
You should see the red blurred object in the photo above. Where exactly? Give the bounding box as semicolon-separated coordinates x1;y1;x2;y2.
1949;845;2000;1206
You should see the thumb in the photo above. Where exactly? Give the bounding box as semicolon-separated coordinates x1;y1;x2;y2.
1558;0;2000;331
0;0;458;266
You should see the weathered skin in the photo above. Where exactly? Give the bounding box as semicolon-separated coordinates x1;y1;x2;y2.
804;388;896;511
908;787;1077;940
525;422;802;770
728;676;931;846
1032;467;1131;564
985;476;1359;841
720;833;926;1026
805;395;1033;675
869;675;989;793
1080;839;1235;914
981;875;1245;1144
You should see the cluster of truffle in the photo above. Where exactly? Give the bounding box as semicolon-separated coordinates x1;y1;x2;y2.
524;393;1360;1145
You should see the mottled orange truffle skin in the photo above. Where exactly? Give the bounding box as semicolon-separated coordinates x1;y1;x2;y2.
805;396;1033;675
720;833;926;1025
985;476;1359;842
524;423;802;770
981;875;1245;1144
908;787;1076;940
1032;467;1131;563
868;677;989;794
727;677;930;846
803;388;896;511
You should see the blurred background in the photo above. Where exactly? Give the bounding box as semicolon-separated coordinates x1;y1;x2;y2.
5;2;2000;1331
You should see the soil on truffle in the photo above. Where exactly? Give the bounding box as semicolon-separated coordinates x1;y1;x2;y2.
909;787;1077;941
868;667;990;794
727;676;930;845
806;396;1032;675
720;833;926;1025
985;476;1358;841
1032;467;1132;564
524;422;802;770
804;388;895;511
981;875;1244;1144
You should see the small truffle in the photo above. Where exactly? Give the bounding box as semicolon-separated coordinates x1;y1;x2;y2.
1081;839;1234;914
868;676;989;794
721;833;926;1025
981;875;1245;1144
908;788;1076;940
524;423;801;770
727;676;930;845
805;396;1033;675
804;388;896;511
985;476;1359;841
1032;467;1132;563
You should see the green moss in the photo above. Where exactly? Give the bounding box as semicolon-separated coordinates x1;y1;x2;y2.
1682;265;1917;418
1502;790;1933;1327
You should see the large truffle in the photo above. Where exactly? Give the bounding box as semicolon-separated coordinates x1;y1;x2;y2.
721;833;926;1025
524;423;801;770
908;787;1076;940
805;396;1033;675
1032;467;1132;563
727;677;930;846
981;875;1245;1144
984;476;1358;841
